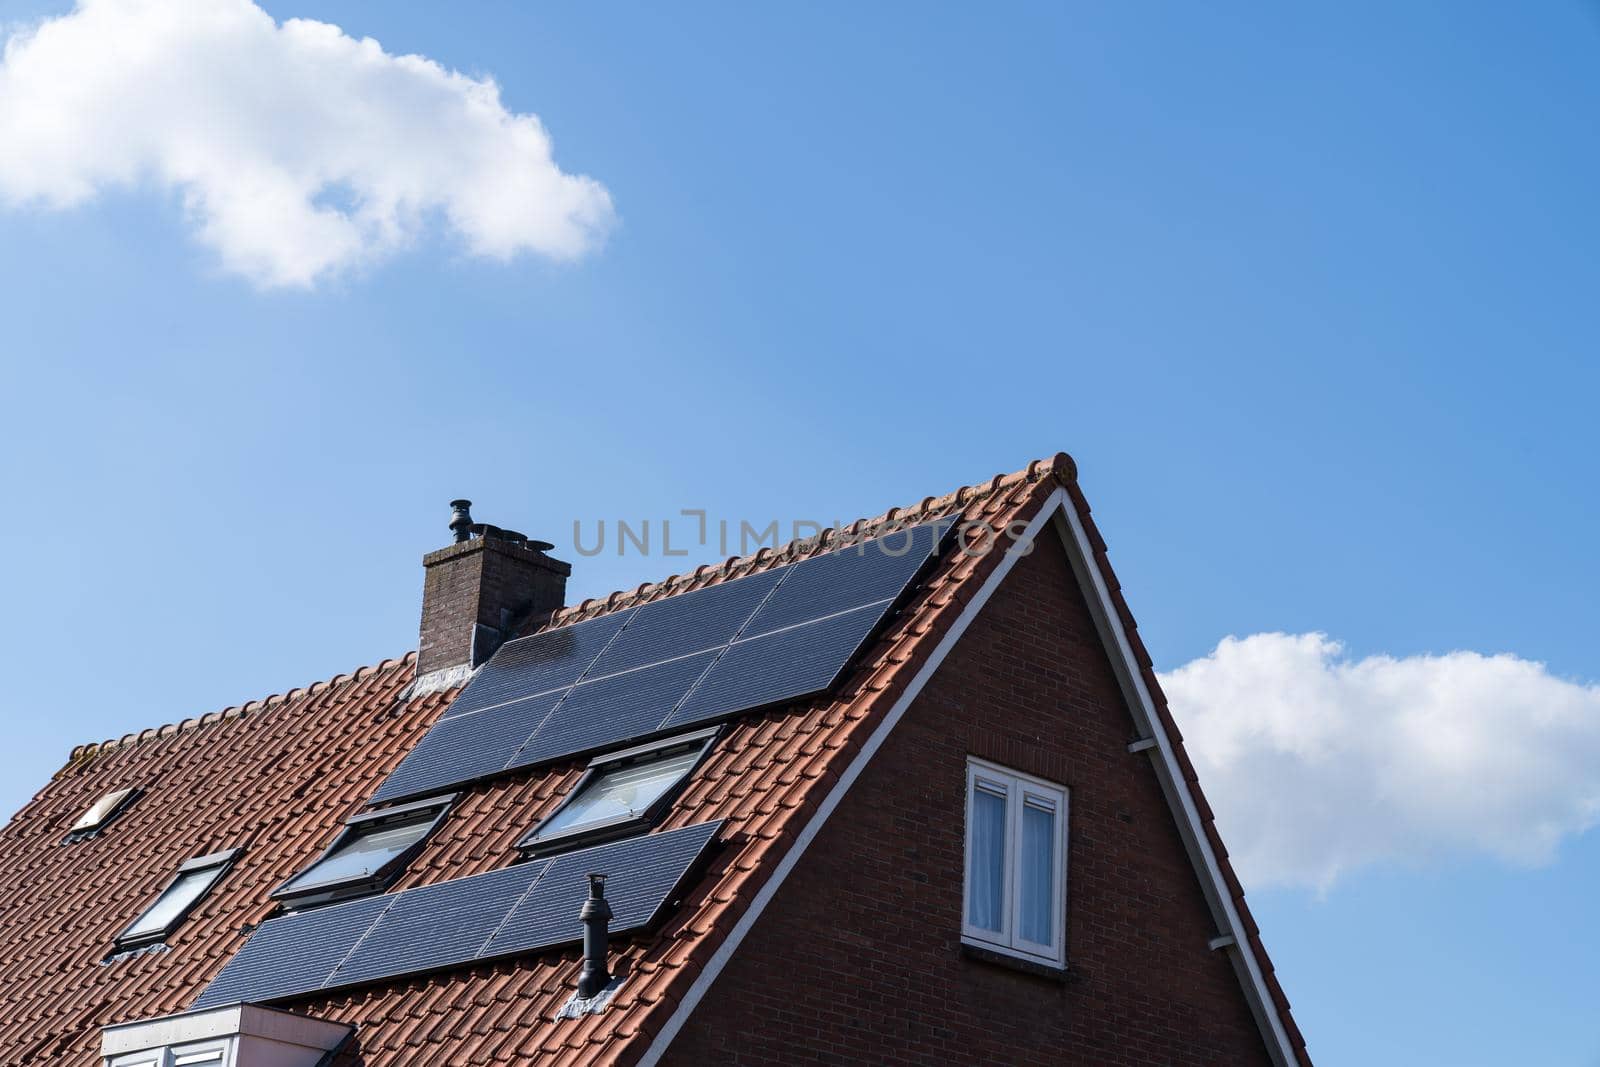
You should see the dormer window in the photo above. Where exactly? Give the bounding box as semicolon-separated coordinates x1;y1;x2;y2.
101;1003;351;1067
111;1045;224;1067
115;849;241;950
518;727;718;857
66;787;141;843
272;795;453;908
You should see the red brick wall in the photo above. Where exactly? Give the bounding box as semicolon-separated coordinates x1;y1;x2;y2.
662;530;1273;1066
417;538;570;675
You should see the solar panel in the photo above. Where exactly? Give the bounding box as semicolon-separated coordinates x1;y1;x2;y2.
443;609;635;720
482;820;722;958
370;689;565;805
191;821;723;1009
507;650;721;772
583;569;783;677
663;599;890;731
192;893;390;1008
740;519;949;638
369;517;953;804
329;861;548;988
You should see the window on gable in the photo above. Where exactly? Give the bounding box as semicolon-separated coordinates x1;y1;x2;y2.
66;786;141;842
116;849;240;950
517;727;719;857
962;758;1068;967
272;794;454;908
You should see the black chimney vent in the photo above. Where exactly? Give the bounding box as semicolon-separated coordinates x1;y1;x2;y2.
447;498;554;551
577;872;613;999
449;499;474;543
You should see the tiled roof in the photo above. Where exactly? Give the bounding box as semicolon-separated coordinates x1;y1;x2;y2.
0;455;1309;1066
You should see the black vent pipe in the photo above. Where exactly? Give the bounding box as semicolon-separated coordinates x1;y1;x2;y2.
577;872;613;999
449;500;474;543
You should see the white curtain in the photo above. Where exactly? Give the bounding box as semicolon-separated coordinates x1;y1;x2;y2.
968;787;1006;932
1019;802;1054;944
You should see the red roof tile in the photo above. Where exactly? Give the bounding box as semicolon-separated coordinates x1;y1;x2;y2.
0;455;1309;1065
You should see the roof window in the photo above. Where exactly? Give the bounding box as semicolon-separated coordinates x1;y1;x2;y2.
518;727;718;857
115;848;241;950
66;786;141;842
272;795;453;908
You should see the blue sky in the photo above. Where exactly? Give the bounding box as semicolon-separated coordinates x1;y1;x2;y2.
1;2;1597;1063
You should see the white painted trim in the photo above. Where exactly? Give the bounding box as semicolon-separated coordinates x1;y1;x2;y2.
1049;498;1298;1066
636;488;1299;1067
634;492;1056;1067
102;1003;350;1057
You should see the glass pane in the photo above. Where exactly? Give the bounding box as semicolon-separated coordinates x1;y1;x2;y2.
1019;799;1056;945
72;787;134;832
966;784;1006;933
124;867;218;940
282;817;433;891
173;1051;225;1065
538;748;701;839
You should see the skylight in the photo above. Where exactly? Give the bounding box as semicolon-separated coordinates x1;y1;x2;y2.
115;849;240;950
66;786;139;841
273;795;453;907
518;727;718;856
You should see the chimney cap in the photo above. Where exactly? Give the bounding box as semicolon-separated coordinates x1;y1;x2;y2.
446;499;555;551
449;500;474;543
580;873;612;919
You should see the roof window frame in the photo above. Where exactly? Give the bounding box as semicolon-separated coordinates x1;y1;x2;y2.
270;793;456;909
517;726;721;858
65;786;143;844
114;848;242;951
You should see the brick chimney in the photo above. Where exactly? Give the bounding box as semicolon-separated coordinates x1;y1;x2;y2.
416;500;571;679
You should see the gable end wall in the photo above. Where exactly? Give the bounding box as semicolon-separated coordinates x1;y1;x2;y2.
661;526;1274;1066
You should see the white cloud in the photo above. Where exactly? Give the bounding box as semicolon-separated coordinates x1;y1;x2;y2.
1160;633;1600;893
0;0;614;287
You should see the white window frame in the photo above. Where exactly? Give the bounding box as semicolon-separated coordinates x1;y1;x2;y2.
109;1038;232;1067
961;757;1069;967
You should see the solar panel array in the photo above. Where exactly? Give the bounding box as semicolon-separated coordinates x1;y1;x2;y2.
372;517;953;804
193;821;723;1009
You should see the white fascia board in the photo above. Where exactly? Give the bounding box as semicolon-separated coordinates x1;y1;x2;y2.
1048;496;1298;1066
